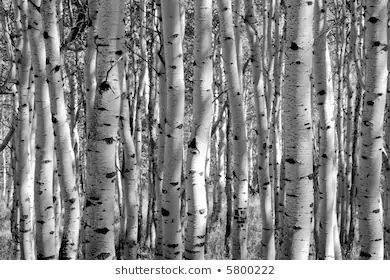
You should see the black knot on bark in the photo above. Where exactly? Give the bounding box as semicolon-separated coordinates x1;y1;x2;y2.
285;158;297;164
94;227;110;234
161;208;170;216
290;42;299;50
99;81;110;91
105;172;116;178
368;17;379;24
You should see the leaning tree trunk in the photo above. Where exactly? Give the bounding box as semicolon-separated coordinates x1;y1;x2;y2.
160;0;186;260
28;0;56;260
84;0;125;260
184;0;213;260
217;0;249;260
42;0;80;260
313;0;337;260
282;0;314;260
358;0;387;260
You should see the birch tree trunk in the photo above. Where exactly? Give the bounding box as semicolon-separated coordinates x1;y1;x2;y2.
313;0;337;260
218;0;249;260
184;0;213;260
154;0;166;259
14;0;34;260
85;0;98;129
160;0;185;260
85;0;125;260
42;0;80;260
282;0;314;260
28;0;56;260
385;0;390;259
245;0;275;260
358;0;387;260
120;74;139;260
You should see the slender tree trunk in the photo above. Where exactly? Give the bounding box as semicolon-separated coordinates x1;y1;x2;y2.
160;0;185;260
358;0;387;260
349;0;364;249
218;0;249;260
282;0;314;260
385;0;390;259
13;0;34;260
184;0;213;260
42;0;80;259
313;0;337;260
85;0;98;130
343;61;355;245
245;0;275;260
120;73;139;260
85;0;125;260
224;109;233;257
28;0;56;260
154;0;165;259
135;0;148;248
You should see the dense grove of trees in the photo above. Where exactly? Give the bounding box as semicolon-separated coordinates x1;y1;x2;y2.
0;0;390;260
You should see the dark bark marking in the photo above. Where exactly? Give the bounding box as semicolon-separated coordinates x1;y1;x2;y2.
103;137;115;144
318;90;326;96
96;252;111;260
99;81;110;91
368;17;379;24
290;42;299;50
68;198;76;204
94;227;110;234
285;158;297;164
360;251;372;258
106;172;116;178
161;208;170;216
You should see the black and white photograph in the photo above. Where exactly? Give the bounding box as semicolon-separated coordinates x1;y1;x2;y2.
0;1;389;273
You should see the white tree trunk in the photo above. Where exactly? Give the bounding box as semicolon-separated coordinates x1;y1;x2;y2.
14;0;34;260
245;0;275;260
28;0;56;260
313;0;337;260
218;0;249;260
42;0;80;259
184;0;213;260
358;0;387;260
160;0;186;260
85;0;125;260
282;0;314;260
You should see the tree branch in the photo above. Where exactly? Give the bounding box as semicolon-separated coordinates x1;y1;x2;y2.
0;126;14;152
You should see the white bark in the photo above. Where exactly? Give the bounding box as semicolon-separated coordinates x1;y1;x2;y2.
184;0;213;260
358;0;387;260
28;0;56;260
85;0;125;260
313;0;337;260
42;0;80;259
282;0;314;260
160;0;185;260
218;0;249;260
